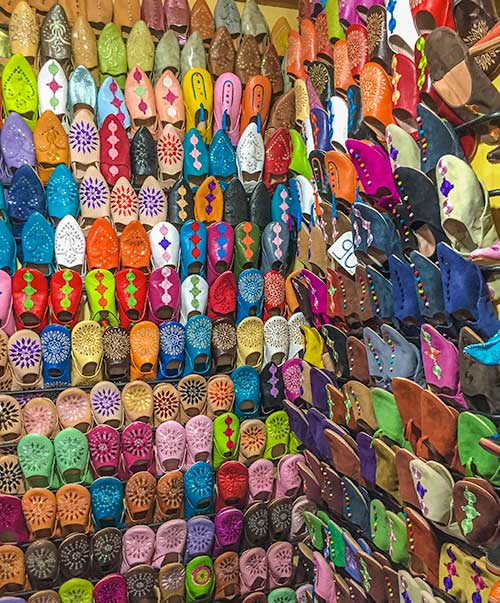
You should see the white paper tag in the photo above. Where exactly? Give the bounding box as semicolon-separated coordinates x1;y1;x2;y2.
328;232;358;275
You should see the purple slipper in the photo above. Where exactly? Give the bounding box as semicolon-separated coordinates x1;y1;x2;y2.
184;516;215;563
213;506;244;556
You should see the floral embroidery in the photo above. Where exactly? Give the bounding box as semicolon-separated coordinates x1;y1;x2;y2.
411;465;429;516
471;560;488;603
421;329;442;380
443;546;458;593
461;487;480;536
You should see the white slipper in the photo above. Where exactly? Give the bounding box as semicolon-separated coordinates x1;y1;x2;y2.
236;122;264;194
264;315;289;365
288;312;307;358
150;221;180;270
328;95;349;151
54;215;86;273
180;274;209;324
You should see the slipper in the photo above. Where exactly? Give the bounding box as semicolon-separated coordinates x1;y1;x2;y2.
155;470;184;521
237;123;265;194
89;478;125;530
155;70;185;131
25;539;59;590
59;533;91;579
183;129;209;192
2;54;38;130
237;269;264;324
102;327;130;382
110;178;139;233
206;374;235;419
185;515;215;562
267;541;293;589
121;380;153;423
180;219;208;281
78;166;110;232
248;458;274;501
0;112;35;172
148;267;181;325
178;373;208;423
426;27;500;118
208;275;237;323
119;221;152;273
124;66;158;137
22;397;58;438
239;547;268;595
58;578;94;603
88;425;121;478
244;501;269;547
213;72;242;146
138;177;167;231
129;320;160;380
158;321;185;379
209;130;237;190
68;66;98;118
155;421;186;474
153;382;180;425
68;109;100;185
269;496;293;541
180;275;209;324
94;574;127;603
184;461;214;519
184;414;213;467
56;483;91;536
236;317;264;370
54;427;91;485
159;562;186;601
150;221;180;270
54;217;86;274
21;488;56;539
121;525;155;571
264;411;290;461
212;412;239;469
154;519;187;567
56;387;92;433
8;329;43;388
184;315;212;376
121;421;154;478
185;555;215;603
124;470;156;525
232;365;261;419
125;564;158;603
239;419;266;464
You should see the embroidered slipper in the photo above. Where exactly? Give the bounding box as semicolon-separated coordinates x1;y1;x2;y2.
78;166;110;233
129;320;159;380
155;421;186;475
121;380;154;423
89;381;123;429
121;525;155;571
153;382;180;424
89;477;125;530
87;425;121;479
206;375;234;418
178;374;208;423
184;461;214;519
210;318;237;373
185;515;215;563
56;388;92;433
185;415;213;467
231;365;261;419
56;484;91;536
121;421;154;477
0;454;24;495
264;410;290;461
59;533;91;579
267;541;293;589
180;275;209;324
154;519;187;568
94;574;128;603
54;427;91;485
95;325;127;378
90;528;122;577
212;412;239;469
25;539;59;590
68;108;99;182
8;329;43;388
239;419;266;465
21;396;58;438
426;27;500;118
244;501;269;547
119;221;152;273
125;470;156;525
236;317;264;370
70;321;103;386
21;488;57;539
239;547;267;595
110;178;139;233
159;562;186;602
155;470;184;521
184;315;212;376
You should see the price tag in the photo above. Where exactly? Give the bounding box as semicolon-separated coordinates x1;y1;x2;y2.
328;232;358;275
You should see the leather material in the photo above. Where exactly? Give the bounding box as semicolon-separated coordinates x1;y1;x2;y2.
223;178;249;226
40;4;72;74
235;35;261;85
209;27;236;76
168;178;195;226
248;182;271;231
130;126;158;183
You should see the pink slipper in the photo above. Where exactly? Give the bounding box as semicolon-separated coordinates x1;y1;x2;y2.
87;425;121;478
248;459;274;502
121;525;155;572
470;242;500;265
275;453;304;498
155;420;186;474
267;541;293;589
313;551;336;603
153;518;187;568
239;547;268;595
0;270;14;336
121;421;155;478
184;415;213;468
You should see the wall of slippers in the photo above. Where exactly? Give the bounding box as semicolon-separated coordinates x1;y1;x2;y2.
0;0;498;601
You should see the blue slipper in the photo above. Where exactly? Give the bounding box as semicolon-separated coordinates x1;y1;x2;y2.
236;268;264;324
0;220;17;275
261;220;289;273
180;219;207;281
365;266;393;322
46;164;79;222
41;324;72;386
69;65;98;117
0;183;10;225
184;314;212;376
438;242;500;339
159;321;185;379
184;461;214;519
231;365;261;419
271;184;292;226
209;129;236;190
388;255;421;326
89;477;125;529
96;76;131;129
21;212;55;276
7;165;46;240
183;128;209;192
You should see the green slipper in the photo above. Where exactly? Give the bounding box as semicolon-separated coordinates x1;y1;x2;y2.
386;510;409;565
185;555;215;603
303;510;325;551
59;578;94;603
370;498;390;552
85;268;119;327
267;587;297;603
458;411;500;486
234;221;261;278
54;428;92;485
264;411;290;461
1;53;38;130
126;20;154;75
17;433;59;489
154;30;180;81
289;129;313;180
317;511;346;568
213;412;240;469
97;23;128;88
